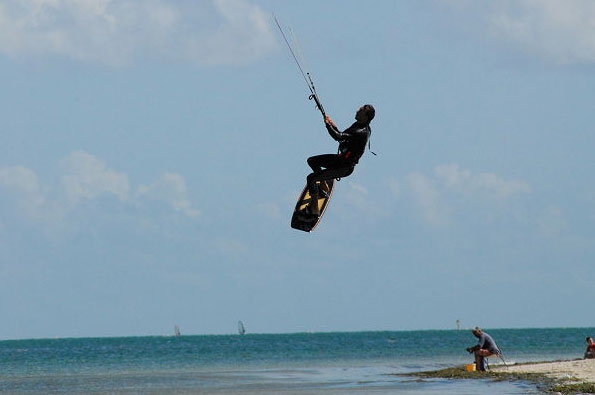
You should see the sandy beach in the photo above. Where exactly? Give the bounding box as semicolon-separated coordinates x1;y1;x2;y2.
409;356;595;393
493;358;595;384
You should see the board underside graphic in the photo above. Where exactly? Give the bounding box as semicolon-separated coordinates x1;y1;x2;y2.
291;179;335;232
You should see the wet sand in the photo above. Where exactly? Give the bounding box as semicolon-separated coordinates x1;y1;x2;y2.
407;358;595;393
493;358;595;384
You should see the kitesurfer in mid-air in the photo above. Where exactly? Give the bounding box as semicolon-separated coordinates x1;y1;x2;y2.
306;104;375;215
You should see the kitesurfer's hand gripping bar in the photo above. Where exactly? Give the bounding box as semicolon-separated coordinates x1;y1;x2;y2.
324;115;336;128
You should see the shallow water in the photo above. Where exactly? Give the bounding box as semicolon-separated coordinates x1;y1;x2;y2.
0;328;591;393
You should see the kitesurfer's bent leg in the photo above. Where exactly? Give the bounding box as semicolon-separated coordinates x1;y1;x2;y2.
307;165;354;194
306;154;352;190
307;154;338;173
306;158;354;216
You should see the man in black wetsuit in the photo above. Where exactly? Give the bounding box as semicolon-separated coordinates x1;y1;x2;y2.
306;104;375;215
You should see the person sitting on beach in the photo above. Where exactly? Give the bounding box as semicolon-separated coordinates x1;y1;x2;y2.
466;327;501;371
584;337;595;359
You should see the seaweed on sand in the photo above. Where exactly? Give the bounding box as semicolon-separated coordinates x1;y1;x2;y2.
399;365;595;394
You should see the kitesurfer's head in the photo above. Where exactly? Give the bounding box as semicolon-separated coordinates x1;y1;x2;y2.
355;104;375;124
472;327;483;337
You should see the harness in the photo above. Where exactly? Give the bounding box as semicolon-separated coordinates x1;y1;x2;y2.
338;150;352;160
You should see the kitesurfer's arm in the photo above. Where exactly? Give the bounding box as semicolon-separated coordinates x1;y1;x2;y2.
325;116;343;141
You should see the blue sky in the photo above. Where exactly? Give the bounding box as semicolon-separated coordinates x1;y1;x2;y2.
1;0;594;339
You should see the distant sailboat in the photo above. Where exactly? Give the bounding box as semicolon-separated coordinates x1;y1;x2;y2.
175;325;181;337
238;320;246;335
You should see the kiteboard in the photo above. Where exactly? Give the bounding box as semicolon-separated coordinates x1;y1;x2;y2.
291;179;335;232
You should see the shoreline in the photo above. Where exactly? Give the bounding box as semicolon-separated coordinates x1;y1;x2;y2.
403;359;595;394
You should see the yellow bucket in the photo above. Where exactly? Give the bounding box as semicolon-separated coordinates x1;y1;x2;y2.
465;364;476;372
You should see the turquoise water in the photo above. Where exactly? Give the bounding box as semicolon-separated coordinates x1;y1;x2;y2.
0;328;591;394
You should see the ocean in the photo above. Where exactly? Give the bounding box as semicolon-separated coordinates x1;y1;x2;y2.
1;328;592;394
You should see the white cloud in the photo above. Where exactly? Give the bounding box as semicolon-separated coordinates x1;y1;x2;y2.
60;152;198;218
405;164;531;226
0;165;42;196
0;151;200;240
434;164;531;198
257;201;282;220
490;0;595;64
407;172;449;226
348;181;368;196
214;238;248;256
137;173;199;219
387;178;400;197
537;205;568;237
343;181;370;212
0;165;46;218
0;0;276;66
60;151;130;204
445;0;595;64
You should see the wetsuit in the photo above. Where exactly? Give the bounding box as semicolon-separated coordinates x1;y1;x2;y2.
306;121;371;195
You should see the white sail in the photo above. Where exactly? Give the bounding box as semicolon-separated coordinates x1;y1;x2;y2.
238;321;246;335
175;325;181;337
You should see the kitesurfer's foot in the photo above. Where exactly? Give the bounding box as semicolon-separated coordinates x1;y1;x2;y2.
318;182;330;198
310;192;320;216
303;206;318;217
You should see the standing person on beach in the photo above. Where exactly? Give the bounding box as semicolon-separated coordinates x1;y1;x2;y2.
466;327;501;371
584;337;595;359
